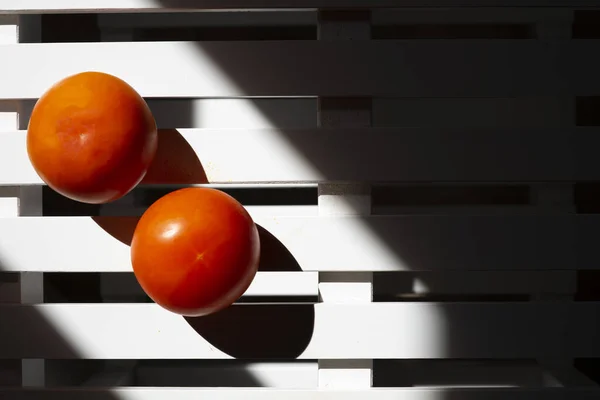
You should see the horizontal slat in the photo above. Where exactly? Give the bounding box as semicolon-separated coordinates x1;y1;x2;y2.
0;41;598;98
4;1;600;13
0;302;596;359
3;128;600;183
0;215;577;272
0;388;599;400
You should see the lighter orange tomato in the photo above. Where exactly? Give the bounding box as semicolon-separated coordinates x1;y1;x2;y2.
130;187;260;317
27;71;157;204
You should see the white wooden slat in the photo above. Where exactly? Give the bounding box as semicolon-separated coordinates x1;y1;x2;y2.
0;41;597;99
318;186;372;216
0;388;599;400
0;215;577;272
0;302;597;359
0;196;19;216
0;186;19;217
1;127;597;184
246;272;317;296
0;15;18;44
319;272;374;303
318;359;373;389
100;271;318;300
0;215;576;272
5;0;600;13
0;102;18;129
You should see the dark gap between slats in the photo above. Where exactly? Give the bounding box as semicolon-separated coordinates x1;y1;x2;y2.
0;272;19;283
577;97;600;126
370;272;532;303
573;10;600;38
575;183;600;213
374;359;545;388
133;359;315;387
373;293;530;302
372;184;530;207
575;271;600;301
44;272;316;304
0;360;317;388
41;14;101;43
574;359;600;385
0;360;21;386
372;24;534;39
139;186;318;207
133;26;316;41
42;186;318;216
40;13;315;43
318;10;371;22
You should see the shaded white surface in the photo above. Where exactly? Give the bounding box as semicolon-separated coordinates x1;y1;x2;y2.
0;215;579;272
1;41;599;98
1;128;598;184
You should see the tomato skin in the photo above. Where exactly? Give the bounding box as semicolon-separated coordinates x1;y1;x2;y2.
27;71;157;204
131;187;260;317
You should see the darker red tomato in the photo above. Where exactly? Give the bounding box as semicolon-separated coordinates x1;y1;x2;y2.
130;187;260;316
27;71;157;204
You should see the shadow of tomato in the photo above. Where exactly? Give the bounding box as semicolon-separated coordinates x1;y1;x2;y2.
91;129;314;359
92;129;208;245
185;225;314;359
